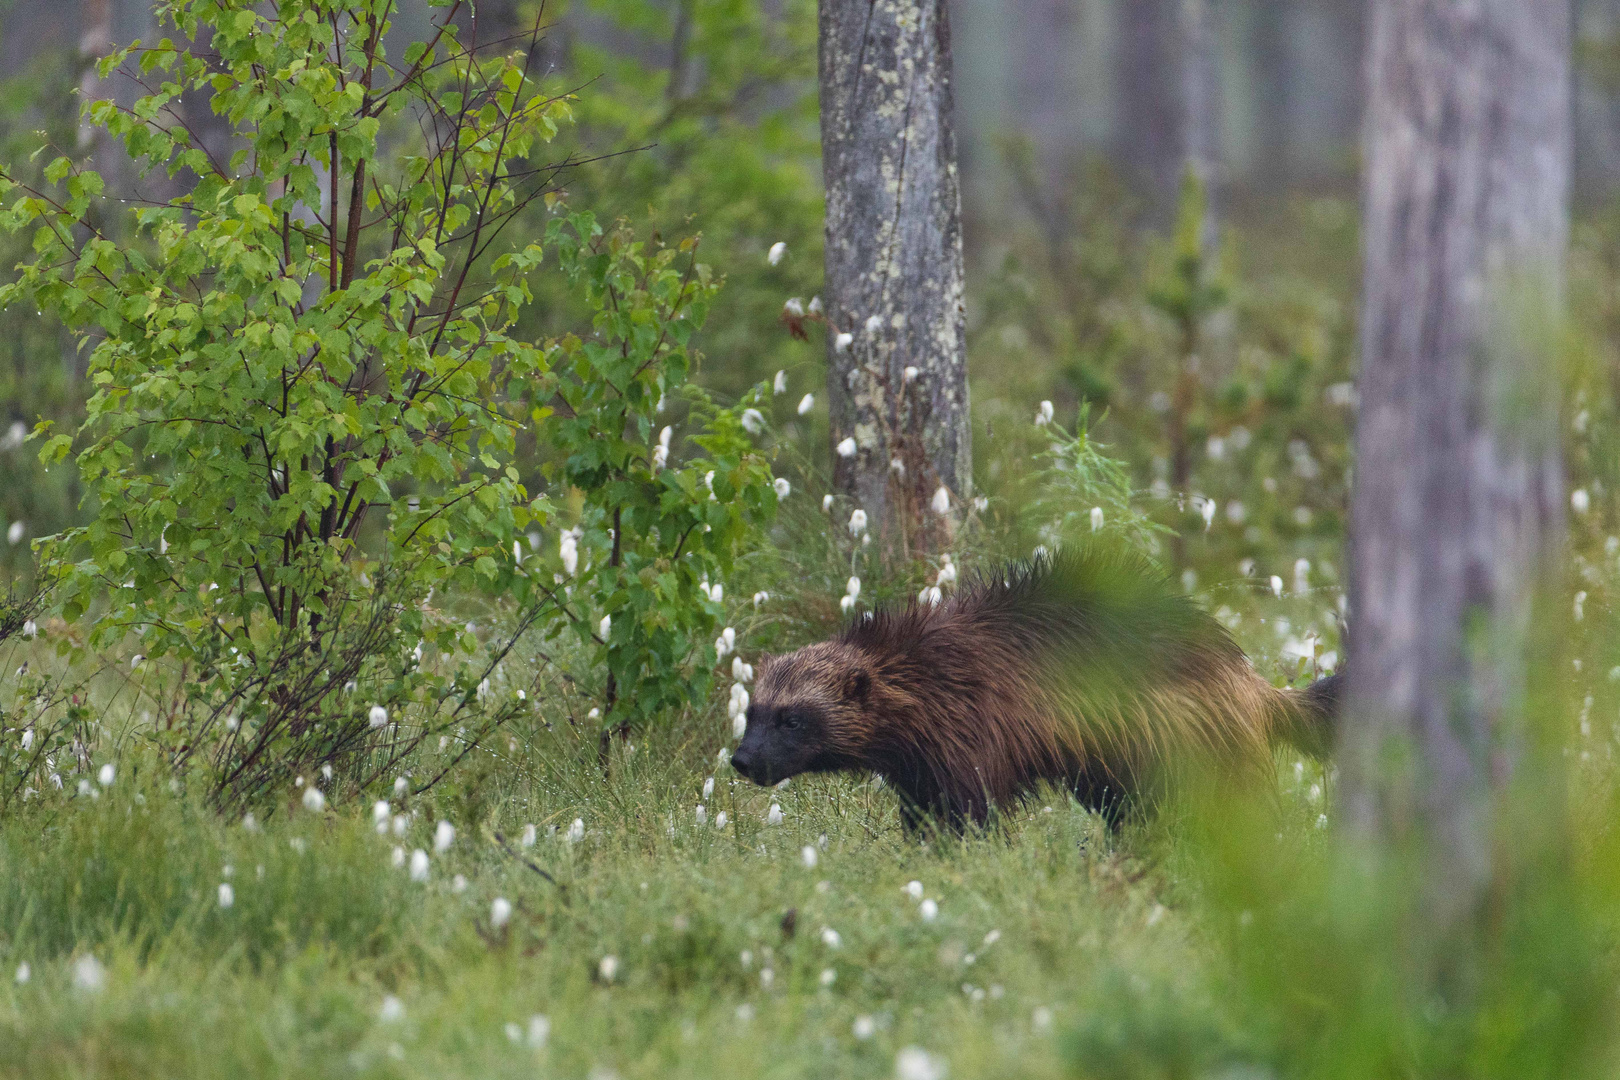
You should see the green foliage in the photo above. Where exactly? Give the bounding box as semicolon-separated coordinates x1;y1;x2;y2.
1025;403;1170;558
0;0;781;806
528;211;781;731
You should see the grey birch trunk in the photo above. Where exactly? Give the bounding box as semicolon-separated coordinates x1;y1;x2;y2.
1344;0;1571;929
1179;0;1221;251
820;0;970;555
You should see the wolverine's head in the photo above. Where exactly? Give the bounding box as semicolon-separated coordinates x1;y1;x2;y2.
730;641;877;786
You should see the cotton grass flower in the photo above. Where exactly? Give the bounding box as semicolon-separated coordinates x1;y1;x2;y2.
491;897;513;929
742;408;766;435
1269;575;1284;599
904;880;924;901
14;963;29;985
918;586;943;607
98;763;114;787
434;820;455;853
936;556;956;586
1573;488;1591;514
409;849;429;881
5;521;23;545
379;995;405;1023
820;968;837;987
782;297;805;318
369;703;390;727
753;590;769;606
834;331;853;353
302;786;325;812
774;370;788;394
218;882;235;908
521;823;537;847
373;801;391;830
822;494;835;512
931;486;950;515
820;927;842;948
896;1046;947;1080
836;436;857;458
767;803;783;825
864;314;883;334
715;810;729;829
392;846;406;868
798;393;815;415
848;509;868;535
695;803;708;827
919;898;939;921
566;818;585;843
774;477;791;499
767;241;787;265
598;614;612;640
526;1015;551;1049
560;533;579;576
853;1015;876;1039
1035;400;1054;426
598;955;620;982
732;656;754;682
72;955;106;993
1293;558;1311;595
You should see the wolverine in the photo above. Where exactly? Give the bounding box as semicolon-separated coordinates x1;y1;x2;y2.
731;546;1339;830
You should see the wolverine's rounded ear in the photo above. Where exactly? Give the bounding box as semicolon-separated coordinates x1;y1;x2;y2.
843;669;871;704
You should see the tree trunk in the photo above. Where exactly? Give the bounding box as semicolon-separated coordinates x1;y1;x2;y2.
820;0;971;555
1180;0;1221;251
1344;0;1570;929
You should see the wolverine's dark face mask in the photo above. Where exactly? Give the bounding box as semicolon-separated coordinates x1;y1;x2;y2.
729;701;830;786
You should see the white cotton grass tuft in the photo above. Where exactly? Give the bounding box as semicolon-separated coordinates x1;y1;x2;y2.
904;880;924;901
5;521;23;545
598;955;620;982
394;775;408;796
491;897;513;929
936;556;956;586
1091;506;1105;531
822;494;835;512
560;532;579;576
451;874;467;893
409;849;429;881
853;1014;876;1039
733;711;747;740
919;898;939;921
72;955;106;993
846;576;862;601
1573;488;1591;514
774;370;788;394
302;786;325;812
753;590;769;607
848;509;868;536
864;314;883;334
774;477;791;499
98;763;115;787
801;845;819;868
565;818;585;843
218;882;234;909
732;656;754;682
392;846;406;868
702;776;715;799
373;801;391;830
798;393;815;415
903;365;919;383
931;486;950;515
834;332;854;353
14;962;30;985
433;820;455;853
767;241;787;266
696;803;708;827
782;297;805;318
896;1046;948;1080
742;408;766;435
918;585;943;607
723;626;736;650
1035;400;1054;426
836;436;857;458
599;614;612;640
808;295;823;315
521;823;537;848
1269;575;1285;599
379;995;405;1023
820;967;837;987
820;926;842;948
715;810;729;829
767;803;783;825
526;1014;551;1049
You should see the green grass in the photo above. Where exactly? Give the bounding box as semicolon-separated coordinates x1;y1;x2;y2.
0;705;1271;1080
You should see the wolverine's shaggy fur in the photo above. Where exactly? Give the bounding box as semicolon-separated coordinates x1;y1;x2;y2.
731;547;1338;830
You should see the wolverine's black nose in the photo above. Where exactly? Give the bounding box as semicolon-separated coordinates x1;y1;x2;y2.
729;750;756;782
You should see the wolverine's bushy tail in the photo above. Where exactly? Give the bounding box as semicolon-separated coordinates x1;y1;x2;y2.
1278;672;1342;758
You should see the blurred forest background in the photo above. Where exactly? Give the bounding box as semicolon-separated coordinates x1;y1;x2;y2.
6;0;1620;626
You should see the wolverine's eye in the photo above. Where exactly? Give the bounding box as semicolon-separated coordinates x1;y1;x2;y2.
780;713;802;732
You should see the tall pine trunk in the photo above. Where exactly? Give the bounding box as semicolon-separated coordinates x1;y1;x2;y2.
820;0;970;555
1344;0;1570;928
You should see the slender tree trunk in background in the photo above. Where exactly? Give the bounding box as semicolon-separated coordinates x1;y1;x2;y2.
1117;0;1181;222
1179;0;1221;250
1345;0;1570;932
820;0;971;555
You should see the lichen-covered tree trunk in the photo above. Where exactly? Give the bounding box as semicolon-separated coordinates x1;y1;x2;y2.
1344;0;1570;926
820;0;969;555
